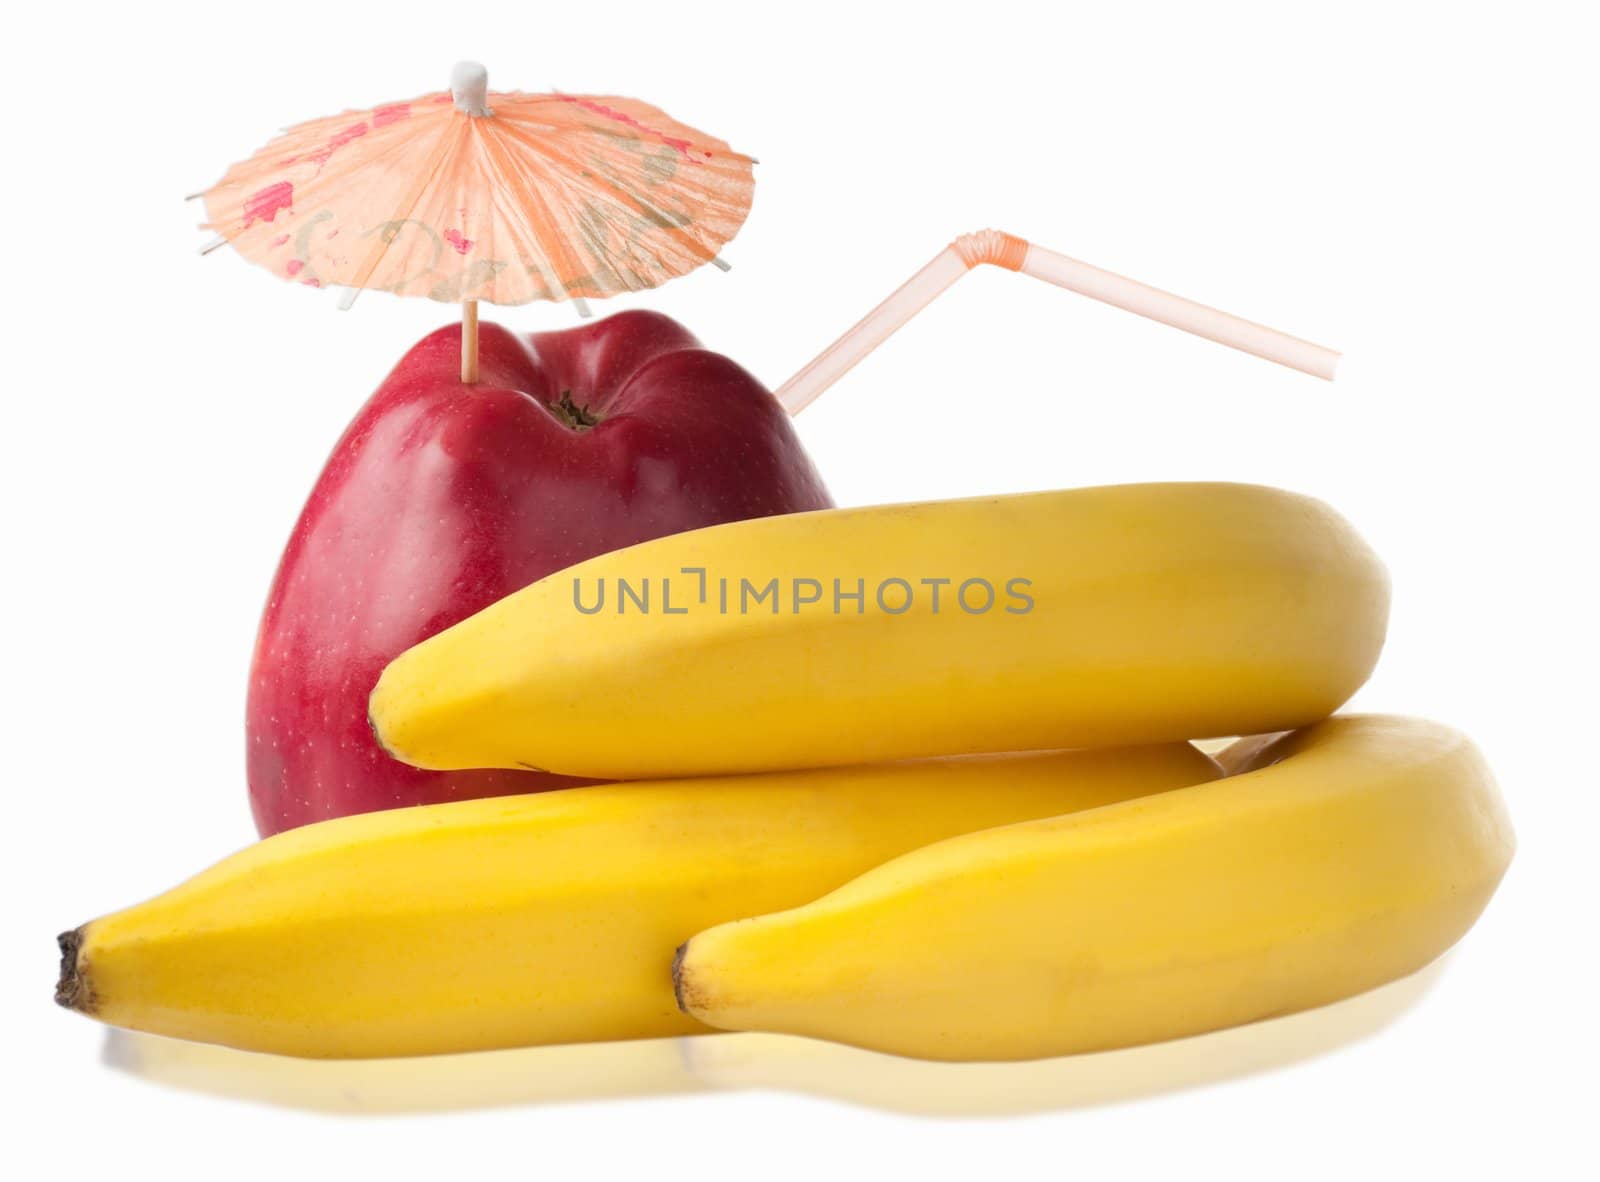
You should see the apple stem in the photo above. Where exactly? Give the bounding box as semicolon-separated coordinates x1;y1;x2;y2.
461;300;480;384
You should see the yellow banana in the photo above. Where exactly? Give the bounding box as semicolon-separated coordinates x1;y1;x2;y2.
674;716;1514;1061
56;743;1216;1059
370;483;1389;781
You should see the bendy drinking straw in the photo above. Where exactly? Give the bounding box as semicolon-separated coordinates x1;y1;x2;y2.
778;230;1338;415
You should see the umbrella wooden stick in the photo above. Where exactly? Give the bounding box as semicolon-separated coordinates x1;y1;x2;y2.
451;63;494;385
776;231;1339;416
461;300;480;383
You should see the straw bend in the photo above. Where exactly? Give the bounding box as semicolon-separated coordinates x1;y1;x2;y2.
775;229;1340;416
951;229;1030;272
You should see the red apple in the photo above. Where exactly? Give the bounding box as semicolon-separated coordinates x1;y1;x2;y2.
247;310;832;835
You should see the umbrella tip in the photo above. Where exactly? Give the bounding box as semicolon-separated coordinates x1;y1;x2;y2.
451;62;492;117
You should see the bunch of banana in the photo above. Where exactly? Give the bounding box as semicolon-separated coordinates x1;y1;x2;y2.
370;482;1389;779
58;483;1512;1062
57;745;1217;1058
675;716;1513;1059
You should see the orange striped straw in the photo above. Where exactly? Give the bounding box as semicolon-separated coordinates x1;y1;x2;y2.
777;231;1339;415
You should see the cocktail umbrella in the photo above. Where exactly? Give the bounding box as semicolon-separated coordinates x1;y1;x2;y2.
199;62;752;381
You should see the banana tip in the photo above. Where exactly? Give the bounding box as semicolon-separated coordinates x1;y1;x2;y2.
366;689;404;764
671;941;692;1016
55;927;94;1014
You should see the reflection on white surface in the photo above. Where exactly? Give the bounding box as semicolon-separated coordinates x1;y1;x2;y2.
102;1029;709;1115
104;960;1444;1117
681;960;1446;1116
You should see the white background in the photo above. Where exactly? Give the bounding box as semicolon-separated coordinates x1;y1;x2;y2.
4;1;1595;1176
